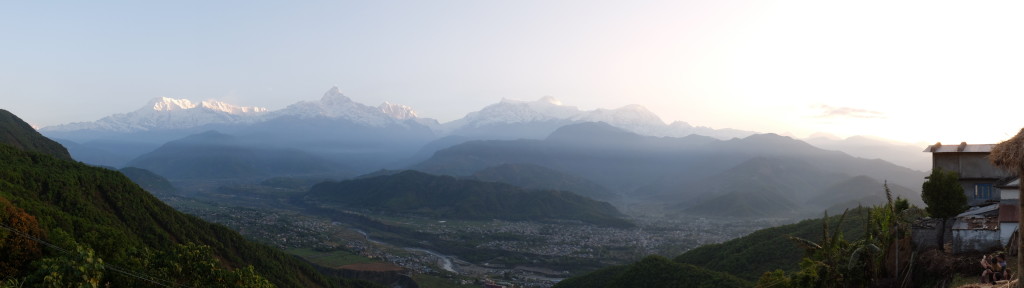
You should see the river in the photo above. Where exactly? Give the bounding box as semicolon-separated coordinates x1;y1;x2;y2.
352;228;457;273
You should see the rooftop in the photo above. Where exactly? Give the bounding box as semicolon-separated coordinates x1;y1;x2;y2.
924;142;996;153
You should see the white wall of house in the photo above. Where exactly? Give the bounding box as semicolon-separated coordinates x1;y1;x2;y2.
1001;223;1017;246
1002;188;1019;200
954;228;1002;253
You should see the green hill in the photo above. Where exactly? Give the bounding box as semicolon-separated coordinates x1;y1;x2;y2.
0;109;71;160
0;111;374;287
551;255;751;288
304;170;632;227
471;163;619;201
119;167;179;196
674;207;871;281
556;208;873;286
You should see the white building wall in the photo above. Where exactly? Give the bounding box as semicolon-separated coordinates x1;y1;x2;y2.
1001;188;1019;200
1001;223;1018;246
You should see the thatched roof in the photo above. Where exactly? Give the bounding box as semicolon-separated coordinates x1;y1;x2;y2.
990;128;1024;173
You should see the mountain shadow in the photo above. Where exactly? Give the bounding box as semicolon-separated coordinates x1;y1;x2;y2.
470;163;620;201
127;130;350;180
304;170;632;227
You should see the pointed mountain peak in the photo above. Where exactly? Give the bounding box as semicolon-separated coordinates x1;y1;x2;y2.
320;86;352;105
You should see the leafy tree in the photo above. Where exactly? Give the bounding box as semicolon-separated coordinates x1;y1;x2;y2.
31;246;106;288
0;197;45;278
758;183;922;287
920;168;966;247
151;243;276;288
755;269;793;288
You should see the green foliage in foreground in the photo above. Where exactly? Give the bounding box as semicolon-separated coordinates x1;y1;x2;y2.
551;255;750;288
754;187;921;287
675;208;872;282
0;143;359;287
559;196;924;288
921;168;967;219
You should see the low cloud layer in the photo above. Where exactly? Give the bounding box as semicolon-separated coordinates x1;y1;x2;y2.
814;105;886;119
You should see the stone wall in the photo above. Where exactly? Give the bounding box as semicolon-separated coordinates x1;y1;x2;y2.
911;218;954;251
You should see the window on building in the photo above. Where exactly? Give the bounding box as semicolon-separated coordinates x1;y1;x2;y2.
975;183;995;199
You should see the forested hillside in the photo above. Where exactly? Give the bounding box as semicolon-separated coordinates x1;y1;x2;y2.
555;208;875;287
0;110;374;287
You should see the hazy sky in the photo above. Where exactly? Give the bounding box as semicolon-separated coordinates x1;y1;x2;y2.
2;1;1022;144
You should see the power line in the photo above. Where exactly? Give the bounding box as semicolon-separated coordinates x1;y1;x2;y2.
0;221;191;288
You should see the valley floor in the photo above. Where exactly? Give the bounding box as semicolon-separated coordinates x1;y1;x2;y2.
158;191;789;287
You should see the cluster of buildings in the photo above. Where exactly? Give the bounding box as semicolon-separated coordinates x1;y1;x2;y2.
913;142;1019;253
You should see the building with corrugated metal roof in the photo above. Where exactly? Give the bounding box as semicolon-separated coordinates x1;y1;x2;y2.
951;204;1001;253
916;142;1018;253
924;142;1015;206
997;177;1021;247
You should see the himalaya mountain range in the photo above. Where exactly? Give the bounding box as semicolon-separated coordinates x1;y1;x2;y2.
39;87;930;218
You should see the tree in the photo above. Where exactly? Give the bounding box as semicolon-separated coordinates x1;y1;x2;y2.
990;127;1024;283
0;197;45;278
32;245;106;288
921;168;966;248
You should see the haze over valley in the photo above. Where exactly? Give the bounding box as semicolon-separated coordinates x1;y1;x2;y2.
10;87;935;287
3;1;1020;287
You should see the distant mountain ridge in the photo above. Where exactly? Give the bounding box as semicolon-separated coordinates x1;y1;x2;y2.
41;87;751;141
804;135;930;171
39;87;757;171
42;86;431;134
415;122;927;217
126;130;350;180
442;96;755;140
304;170;632;227
470;163;620;201
42;97;269;133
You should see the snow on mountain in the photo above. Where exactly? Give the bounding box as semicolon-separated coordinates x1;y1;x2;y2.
448;96;582;129
40;86;752;140
42;97;268;133
271;86;427;127
573;104;667;136
42;87;432;133
443;96;753;139
378;102;418;120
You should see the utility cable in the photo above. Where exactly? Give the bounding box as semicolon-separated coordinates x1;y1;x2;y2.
0;221;191;288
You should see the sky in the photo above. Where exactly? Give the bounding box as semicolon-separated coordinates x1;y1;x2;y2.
2;1;1022;144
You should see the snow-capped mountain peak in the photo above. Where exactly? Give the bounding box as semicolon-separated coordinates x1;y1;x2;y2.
573;105;667;136
379;102;418;120
199;100;269;115
455;96;582;127
142;97;267;115
320;86;353;105
148;97;197;111
43;96;268;133
538;95;562;106
270;87;432;127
